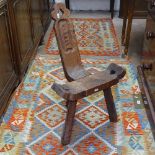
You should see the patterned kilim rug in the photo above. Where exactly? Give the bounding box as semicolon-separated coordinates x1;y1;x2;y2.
0;55;155;155
45;18;121;56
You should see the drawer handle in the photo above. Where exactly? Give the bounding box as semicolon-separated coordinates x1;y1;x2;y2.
142;63;153;71
146;32;155;40
150;0;155;9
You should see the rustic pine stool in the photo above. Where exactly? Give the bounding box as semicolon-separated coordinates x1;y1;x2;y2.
51;3;126;145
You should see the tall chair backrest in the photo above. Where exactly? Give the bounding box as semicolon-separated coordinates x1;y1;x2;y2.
51;3;89;81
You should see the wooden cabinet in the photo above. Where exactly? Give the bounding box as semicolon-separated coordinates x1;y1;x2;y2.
0;0;50;118
119;0;148;18
9;0;34;75
143;15;155;58
7;0;50;77
0;1;18;117
140;0;155;125
30;0;43;43
40;0;50;30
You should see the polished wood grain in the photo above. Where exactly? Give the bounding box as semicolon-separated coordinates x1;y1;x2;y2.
121;0;135;55
30;0;43;43
0;0;50;119
145;15;155;55
40;0;50;31
0;1;18;118
119;0;148;18
138;0;155;135
121;0;148;55
9;0;34;76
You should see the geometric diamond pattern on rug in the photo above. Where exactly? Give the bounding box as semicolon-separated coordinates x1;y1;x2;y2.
50;67;65;80
26;118;50;144
34;93;55;113
94;98;107;111
84;92;104;104
122;112;143;135
1;52;155;154
44;88;64;103
94;122;116;145
39;74;55;90
128;135;144;150
59;99;90;112
76;106;109;129
64;150;76;155
120;135;146;155
74;134;115;155
37;104;66;128
143;130;155;155
29;132;68;154
54;120;90;144
45;18;120;56
135;109;150;130
76;99;90;112
7;108;29;132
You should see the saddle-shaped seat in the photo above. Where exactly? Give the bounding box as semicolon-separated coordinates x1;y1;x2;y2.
51;3;126;145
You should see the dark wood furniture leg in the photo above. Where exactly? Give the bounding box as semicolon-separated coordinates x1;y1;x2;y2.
62;100;77;145
124;0;135;55
110;0;115;19
65;0;70;9
103;88;117;122
122;18;127;45
137;65;155;125
121;0;129;45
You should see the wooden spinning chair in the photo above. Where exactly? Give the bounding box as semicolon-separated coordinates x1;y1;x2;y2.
51;3;126;145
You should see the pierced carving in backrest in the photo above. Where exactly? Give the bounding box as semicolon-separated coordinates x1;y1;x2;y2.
51;3;85;81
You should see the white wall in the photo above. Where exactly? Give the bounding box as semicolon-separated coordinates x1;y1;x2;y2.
55;0;120;11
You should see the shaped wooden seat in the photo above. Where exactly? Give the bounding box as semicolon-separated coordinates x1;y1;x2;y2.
52;63;125;101
51;3;126;145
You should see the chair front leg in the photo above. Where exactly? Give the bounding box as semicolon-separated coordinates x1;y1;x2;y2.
62;100;77;145
103;88;117;122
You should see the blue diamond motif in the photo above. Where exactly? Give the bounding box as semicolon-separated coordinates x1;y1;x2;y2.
87;144;97;154
43;144;54;152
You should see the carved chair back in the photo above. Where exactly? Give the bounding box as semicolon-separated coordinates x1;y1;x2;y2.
51;3;89;82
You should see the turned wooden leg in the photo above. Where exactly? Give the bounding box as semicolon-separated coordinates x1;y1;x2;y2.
122;18;127;45
62;100;77;145
124;0;135;55
110;0;115;19
103;88;117;122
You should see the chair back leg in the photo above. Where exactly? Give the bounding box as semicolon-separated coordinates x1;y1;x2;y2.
103;88;117;122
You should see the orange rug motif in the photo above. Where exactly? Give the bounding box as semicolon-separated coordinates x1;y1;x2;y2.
0;55;155;155
45;18;121;56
